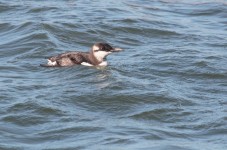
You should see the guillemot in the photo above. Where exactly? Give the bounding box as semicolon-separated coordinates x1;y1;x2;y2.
40;43;122;67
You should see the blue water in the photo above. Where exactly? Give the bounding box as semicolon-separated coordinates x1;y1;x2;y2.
0;0;227;149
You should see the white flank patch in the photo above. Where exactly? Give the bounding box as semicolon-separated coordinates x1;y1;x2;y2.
81;62;93;66
81;61;108;67
98;61;108;66
47;59;57;66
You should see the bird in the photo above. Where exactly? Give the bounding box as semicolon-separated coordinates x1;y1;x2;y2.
40;42;122;67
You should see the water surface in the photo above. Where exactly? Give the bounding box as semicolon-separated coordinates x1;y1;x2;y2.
0;0;227;149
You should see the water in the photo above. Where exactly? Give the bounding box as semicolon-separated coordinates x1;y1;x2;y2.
0;0;227;149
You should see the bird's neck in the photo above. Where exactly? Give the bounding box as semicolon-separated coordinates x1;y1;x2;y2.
89;51;102;65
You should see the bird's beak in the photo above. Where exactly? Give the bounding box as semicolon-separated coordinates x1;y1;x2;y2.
110;48;123;52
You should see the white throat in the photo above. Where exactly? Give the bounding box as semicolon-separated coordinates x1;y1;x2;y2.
94;51;111;62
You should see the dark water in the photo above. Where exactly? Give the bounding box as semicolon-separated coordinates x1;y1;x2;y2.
0;0;227;149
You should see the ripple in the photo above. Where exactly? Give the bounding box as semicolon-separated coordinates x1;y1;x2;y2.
1;101;65;126
130;107;192;123
112;26;180;37
27;6;58;13
38;126;104;136
0;2;18;13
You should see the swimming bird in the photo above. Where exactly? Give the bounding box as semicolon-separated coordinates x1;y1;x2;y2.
40;43;122;67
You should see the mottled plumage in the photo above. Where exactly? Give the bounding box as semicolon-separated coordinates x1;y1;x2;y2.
40;43;122;67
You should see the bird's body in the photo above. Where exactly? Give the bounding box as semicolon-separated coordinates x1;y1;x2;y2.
40;43;122;67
